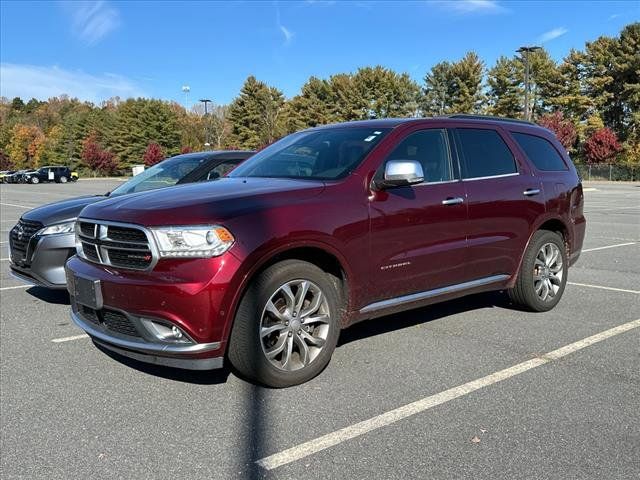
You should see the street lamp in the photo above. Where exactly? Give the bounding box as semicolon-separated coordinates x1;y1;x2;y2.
181;85;190;110
199;99;212;149
517;46;541;121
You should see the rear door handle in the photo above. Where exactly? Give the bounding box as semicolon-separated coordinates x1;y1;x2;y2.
523;188;541;196
442;197;464;205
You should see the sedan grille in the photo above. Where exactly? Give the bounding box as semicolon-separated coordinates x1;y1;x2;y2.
77;220;155;271
9;219;43;260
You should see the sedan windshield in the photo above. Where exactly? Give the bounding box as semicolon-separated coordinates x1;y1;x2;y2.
229;127;390;180
110;155;208;196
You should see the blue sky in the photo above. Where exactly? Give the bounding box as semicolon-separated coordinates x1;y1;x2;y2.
1;1;638;106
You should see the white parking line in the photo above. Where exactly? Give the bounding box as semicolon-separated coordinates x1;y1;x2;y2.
256;318;640;471
51;334;89;343
0;202;32;209
0;285;29;291
568;282;639;294
582;242;637;253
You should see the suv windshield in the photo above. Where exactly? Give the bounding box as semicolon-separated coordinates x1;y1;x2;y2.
110;155;207;196
229;127;390;180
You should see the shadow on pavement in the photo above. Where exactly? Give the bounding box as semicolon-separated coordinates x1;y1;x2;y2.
338;291;509;346
26;286;70;305
94;341;232;385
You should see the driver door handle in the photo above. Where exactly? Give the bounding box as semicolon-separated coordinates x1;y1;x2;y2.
442;197;464;205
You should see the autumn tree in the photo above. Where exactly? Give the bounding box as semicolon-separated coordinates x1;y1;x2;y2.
143;142;164;166
584;128;622;164
82;133;118;175
538;112;577;152
0;150;12;170
6;124;45;168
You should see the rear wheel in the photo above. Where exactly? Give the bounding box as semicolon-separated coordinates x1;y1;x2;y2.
228;260;341;387
508;230;567;312
59;176;68;183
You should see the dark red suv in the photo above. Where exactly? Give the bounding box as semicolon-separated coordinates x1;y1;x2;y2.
65;115;585;387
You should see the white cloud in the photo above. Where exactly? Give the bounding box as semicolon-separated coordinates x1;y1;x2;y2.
279;25;294;44
0;64;145;103
434;0;508;14
538;27;568;43
62;0;121;45
608;13;621;20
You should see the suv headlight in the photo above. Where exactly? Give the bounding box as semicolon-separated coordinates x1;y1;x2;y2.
150;225;234;258
39;220;76;236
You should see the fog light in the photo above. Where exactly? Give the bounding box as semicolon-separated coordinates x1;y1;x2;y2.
140;318;191;344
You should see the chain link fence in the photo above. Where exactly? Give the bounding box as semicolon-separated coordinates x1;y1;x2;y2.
575;164;637;182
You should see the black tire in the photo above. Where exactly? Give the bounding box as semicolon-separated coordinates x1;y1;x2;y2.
228;260;341;387
508;230;567;312
30;176;39;184
59;176;68;183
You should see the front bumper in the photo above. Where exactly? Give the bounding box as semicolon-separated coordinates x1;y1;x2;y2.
71;308;223;370
9;232;76;289
64;253;244;370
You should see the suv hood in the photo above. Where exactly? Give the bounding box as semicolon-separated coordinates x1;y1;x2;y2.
80;177;326;225
22;195;106;225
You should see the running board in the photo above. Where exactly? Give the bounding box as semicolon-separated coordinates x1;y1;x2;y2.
360;274;510;314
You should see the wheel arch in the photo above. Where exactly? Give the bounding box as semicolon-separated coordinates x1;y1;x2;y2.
221;241;353;345
508;215;570;289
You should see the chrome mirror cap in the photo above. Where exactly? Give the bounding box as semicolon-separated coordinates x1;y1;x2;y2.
378;160;424;189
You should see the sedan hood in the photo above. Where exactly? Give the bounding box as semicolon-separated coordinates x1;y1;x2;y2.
80;177;326;225
22;195;107;225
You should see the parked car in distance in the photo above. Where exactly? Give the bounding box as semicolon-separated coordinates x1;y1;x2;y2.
0;170;16;183
65;115;585;387
23;166;74;184
9;150;254;289
4;169;28;183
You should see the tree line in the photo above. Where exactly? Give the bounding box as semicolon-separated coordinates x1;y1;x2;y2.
1;23;637;174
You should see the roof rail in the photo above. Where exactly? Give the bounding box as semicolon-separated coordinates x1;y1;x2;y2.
447;114;536;126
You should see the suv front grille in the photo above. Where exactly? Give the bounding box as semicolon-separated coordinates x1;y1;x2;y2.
77;220;155;271
9;219;43;259
79;305;141;337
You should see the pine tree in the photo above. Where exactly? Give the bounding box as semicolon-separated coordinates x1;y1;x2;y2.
449;52;485;114
487;56;522;117
421;62;453;116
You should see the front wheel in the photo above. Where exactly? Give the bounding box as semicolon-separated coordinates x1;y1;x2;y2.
508;230;567;312
228;260;341;387
30;176;39;184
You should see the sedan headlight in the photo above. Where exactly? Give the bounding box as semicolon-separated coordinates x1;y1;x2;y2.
39;220;76;236
150;225;234;258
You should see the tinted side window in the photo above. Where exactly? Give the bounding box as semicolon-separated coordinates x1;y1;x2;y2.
455;129;517;179
387;129;454;183
204;160;241;181
511;132;568;171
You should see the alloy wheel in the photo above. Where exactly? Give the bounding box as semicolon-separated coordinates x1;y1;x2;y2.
533;242;564;302
259;279;331;371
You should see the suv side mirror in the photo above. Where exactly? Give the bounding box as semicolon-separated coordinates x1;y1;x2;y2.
375;160;424;189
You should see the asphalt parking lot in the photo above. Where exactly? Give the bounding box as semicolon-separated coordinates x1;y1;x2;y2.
1;180;638;479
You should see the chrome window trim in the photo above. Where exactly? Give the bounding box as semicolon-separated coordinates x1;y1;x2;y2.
77;218;159;271
360;274;509;314
462;172;520;182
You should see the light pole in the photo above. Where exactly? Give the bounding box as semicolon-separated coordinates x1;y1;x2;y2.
517;46;541;121
199;98;212;149
181;85;190;110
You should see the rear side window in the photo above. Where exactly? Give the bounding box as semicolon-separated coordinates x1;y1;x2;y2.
386;129;454;183
455;129;517;179
511;132;568;171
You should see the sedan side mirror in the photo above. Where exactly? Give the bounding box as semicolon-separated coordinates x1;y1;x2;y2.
375;160;424;189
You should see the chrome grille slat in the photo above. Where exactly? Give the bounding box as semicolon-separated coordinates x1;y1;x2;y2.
77;219;156;271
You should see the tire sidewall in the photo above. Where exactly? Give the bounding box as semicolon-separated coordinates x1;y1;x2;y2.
59;176;67;183
31;177;39;184
521;231;568;312
232;261;341;387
